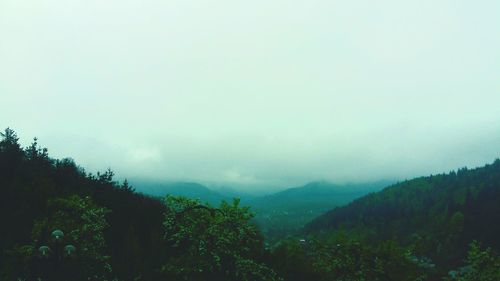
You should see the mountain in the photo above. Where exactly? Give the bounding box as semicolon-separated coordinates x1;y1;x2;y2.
132;181;229;205
0;129;276;281
250;180;391;209
3;128;500;280
132;179;392;242
304;159;500;268
247;180;391;241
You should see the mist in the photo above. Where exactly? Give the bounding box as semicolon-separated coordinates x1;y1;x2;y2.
1;0;499;190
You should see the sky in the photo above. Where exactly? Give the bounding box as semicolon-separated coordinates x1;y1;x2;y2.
1;0;499;190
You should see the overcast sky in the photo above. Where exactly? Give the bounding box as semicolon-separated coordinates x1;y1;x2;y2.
1;0;499;189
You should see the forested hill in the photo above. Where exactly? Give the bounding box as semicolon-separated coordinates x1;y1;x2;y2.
3;128;500;281
0;128;168;280
0;128;280;281
132;180;390;242
249;180;389;209
247;181;389;241
304;159;500;266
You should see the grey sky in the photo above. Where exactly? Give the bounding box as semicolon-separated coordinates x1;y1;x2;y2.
1;0;499;189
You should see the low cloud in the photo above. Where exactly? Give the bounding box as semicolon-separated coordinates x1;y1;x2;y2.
1;0;499;190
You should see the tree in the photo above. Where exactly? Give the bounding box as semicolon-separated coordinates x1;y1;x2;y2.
162;196;281;281
5;195;115;281
0;127;20;148
0;128;24;175
447;241;500;281
120;179;135;192
25;137;49;161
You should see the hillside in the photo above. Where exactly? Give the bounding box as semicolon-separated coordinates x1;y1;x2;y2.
0;129;168;280
247;181;390;240
2;129;499;281
304;159;500;268
131;180;390;241
0;129;280;281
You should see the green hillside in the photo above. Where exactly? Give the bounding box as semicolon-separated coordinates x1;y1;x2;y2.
0;129;276;281
304;160;500;269
130;180;390;242
2;128;499;281
248;181;389;241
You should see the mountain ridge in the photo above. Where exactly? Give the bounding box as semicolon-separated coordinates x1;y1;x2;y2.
303;159;500;268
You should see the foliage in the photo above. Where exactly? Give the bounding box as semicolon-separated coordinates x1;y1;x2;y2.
0;129;166;280
249;181;388;242
270;237;431;281
305;160;500;271
446;241;500;281
163;196;281;281
6;195;113;280
2;128;500;281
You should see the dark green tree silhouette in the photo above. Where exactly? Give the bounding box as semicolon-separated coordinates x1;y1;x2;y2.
162;196;281;281
7;195;114;281
446;241;500;281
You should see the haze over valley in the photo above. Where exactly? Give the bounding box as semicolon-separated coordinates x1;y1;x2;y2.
2;0;499;192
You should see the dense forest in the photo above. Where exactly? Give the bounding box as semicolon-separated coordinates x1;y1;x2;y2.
302;160;500;278
246;181;389;242
1;128;499;281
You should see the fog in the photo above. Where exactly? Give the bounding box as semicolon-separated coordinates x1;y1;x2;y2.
1;0;499;190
